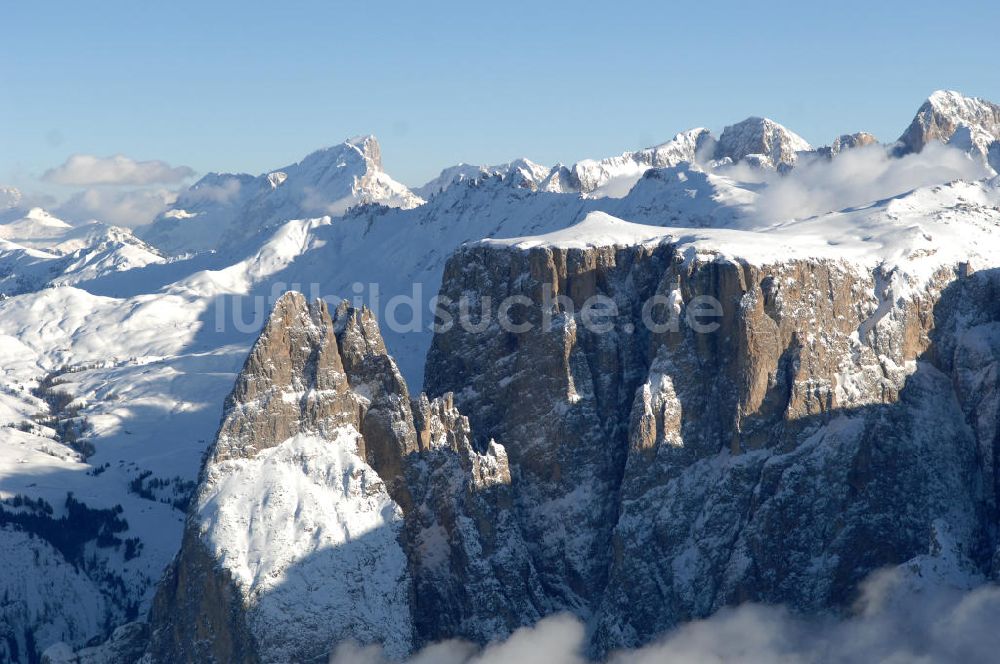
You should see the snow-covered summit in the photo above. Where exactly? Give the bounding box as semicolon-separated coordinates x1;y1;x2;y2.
897;90;1000;163
482;211;673;250
414;158;550;198
544;128;716;196
0;207;73;245
0;209;164;294
715;116;812;168
139;135;423;256
532;119;808;199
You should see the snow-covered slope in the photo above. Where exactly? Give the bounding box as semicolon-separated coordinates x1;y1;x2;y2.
0;526;109;662
196;429;413;660
139;135;423;255
490;180;1000;282
183;161;764;385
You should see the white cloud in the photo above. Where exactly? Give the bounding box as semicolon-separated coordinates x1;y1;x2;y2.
739;142;992;223
0;187;58;219
328;565;1000;664
469;615;585;664
605;566;1000;664
55;187;178;228
329;615;585;664
42;154;194;186
182;177;245;205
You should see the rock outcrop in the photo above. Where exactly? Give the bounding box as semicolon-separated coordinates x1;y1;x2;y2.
404;393;546;643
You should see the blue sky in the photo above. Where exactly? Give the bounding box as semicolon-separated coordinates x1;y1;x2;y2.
3;0;999;200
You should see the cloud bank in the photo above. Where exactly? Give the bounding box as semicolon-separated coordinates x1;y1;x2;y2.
42;154;194;186
739;142;992;223
330;565;1000;664
55;187;178;228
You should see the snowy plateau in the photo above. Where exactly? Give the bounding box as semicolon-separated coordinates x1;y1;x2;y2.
2;91;1000;663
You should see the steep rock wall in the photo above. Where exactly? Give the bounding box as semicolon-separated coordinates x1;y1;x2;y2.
425;241;998;653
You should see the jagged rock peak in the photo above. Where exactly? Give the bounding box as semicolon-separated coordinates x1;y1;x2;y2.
289;134;389;190
143;288;541;662
286;134;384;178
211;292;354;461
333;299;390;359
346;133;383;170
716;116;812;167
898;90;1000;155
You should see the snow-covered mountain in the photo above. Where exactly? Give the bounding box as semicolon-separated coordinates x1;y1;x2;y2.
4;91;1000;663
0;209;164;295
714;115;812;168
0;207;74;246
425;118;805;206
139;135;423;256
541;127;715;196
897;90;1000;170
414;158;550;198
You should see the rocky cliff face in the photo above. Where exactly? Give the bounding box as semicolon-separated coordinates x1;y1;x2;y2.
425;238;1000;654
144;293;537;662
897;90;1000;169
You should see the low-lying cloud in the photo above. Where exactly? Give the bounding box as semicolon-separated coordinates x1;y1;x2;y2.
330;566;1000;664
742;141;992;223
43;154;194;186
55;187;178;228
